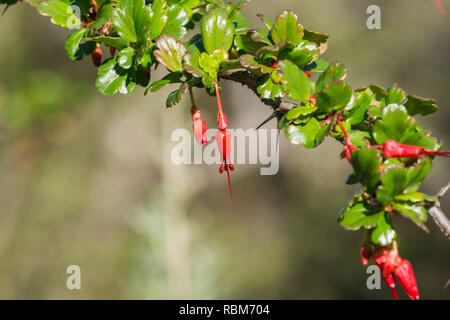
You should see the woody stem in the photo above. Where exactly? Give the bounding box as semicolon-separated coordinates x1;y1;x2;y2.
188;86;197;112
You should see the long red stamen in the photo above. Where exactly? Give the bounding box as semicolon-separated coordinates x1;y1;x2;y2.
224;160;232;198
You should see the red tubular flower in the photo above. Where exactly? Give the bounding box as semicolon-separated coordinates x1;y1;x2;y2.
214;83;234;198
375;139;450;158
337;115;357;162
394;259;420;300
304;71;311;78
372;246;420;300
191;107;207;145
91;45;102;67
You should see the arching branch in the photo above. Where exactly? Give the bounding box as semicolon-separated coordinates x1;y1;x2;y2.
428;182;450;240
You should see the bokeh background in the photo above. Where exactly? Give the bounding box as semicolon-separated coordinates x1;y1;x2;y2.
0;0;449;299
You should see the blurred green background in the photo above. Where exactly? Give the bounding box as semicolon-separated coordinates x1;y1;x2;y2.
0;0;449;299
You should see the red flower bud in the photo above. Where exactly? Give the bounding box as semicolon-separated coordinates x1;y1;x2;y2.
394;259;420;300
91;46;102;67
191;108;207;145
360;246;372;266
109;46;117;57
304;71;311;78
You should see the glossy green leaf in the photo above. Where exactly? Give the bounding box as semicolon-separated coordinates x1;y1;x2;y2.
286;106;317;121
166;83;189;108
392;202;428;232
112;0;151;43
404;94;438;116
278;60;311;103
161;4;189;40
95;57;136;96
376;166;408;205
316;81;352;113
201;7;235;54
284;118;327;148
405;157;432;192
65;28;87;60
282;40;319;69
154;34;186;72
338;203;384;230
351;149;382;193
385;84;406;105
89;36;129;49
372;104;415;144
117;47;135;69
316;62;347;92
346;92;370;125
257;75;284;100
183;52;215;88
38;0;85;28
370;213;396;246
149;0;168;40
270;11;303;46
146;72;183;94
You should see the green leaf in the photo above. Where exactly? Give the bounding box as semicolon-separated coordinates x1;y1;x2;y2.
370;213;396;246
89;2;114;29
183;52;215;88
372;104;415;144
385;84;406;105
303;27;329;47
95;58;136;96
405;157;432;192
166;83;189;108
270;11;303;46
346;91;370;125
316;62;347;92
117;47;135;69
316;81;352;113
394;192;437;203
257;75;284;100
309;59;330;73
89;36;130;49
278;60;311;103
281;40;319;69
65;28;87;60
349;131;371;148
150;0;168;40
404;94;438;116
284;118;327;148
351;149;382;193
234;32;266;55
154;34;186;72
38;0;85;28
161;4;189;40
286;106;317;120
112;0;151;44
338;203;384;230
392;202;428;232
201;7;235;54
376;166;408;205
146;72;183;94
